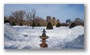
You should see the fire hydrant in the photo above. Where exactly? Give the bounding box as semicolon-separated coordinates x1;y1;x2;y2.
39;29;49;48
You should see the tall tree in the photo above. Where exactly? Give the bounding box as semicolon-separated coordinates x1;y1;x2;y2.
25;9;32;21
11;10;26;24
31;9;36;29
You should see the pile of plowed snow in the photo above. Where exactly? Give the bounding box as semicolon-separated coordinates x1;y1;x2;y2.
4;24;84;49
46;26;84;49
64;34;84;49
4;23;24;41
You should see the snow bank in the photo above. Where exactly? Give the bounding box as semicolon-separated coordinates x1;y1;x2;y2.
64;34;84;49
4;24;25;41
4;24;18;40
47;26;84;42
4;24;84;49
46;26;84;49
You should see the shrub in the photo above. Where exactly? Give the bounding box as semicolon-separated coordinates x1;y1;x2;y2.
60;23;68;26
69;23;76;28
32;23;36;27
56;23;61;27
37;23;41;26
19;23;23;26
12;22;16;26
46;22;53;29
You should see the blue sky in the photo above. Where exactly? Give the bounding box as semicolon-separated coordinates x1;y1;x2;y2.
4;4;84;22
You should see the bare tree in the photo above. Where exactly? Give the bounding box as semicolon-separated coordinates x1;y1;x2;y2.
25;10;32;21
11;9;36;27
31;9;36;29
11;10;26;25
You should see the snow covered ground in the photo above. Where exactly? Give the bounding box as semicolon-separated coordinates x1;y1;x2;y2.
4;23;84;49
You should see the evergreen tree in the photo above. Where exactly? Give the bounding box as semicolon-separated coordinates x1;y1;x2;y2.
69;23;76;28
46;22;53;29
56;23;61;27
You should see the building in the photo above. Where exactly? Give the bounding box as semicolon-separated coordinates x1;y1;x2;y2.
51;17;56;26
46;16;51;22
73;18;83;25
56;19;60;24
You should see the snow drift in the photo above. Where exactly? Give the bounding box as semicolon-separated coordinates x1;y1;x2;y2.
4;23;18;40
4;24;84;49
64;34;84;49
